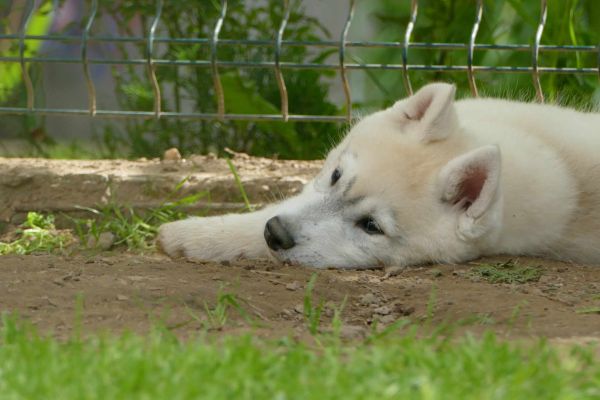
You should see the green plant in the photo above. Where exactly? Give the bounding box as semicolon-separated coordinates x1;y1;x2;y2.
71;178;207;250
98;0;341;160
226;158;254;212
303;273;325;335
329;296;348;340
0;1;58;155
201;289;253;331
0;212;73;255
575;307;600;315
470;259;543;284
0;1;54;103
2;313;600;400
360;0;599;108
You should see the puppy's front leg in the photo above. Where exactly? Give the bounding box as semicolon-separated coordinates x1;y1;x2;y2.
157;205;277;261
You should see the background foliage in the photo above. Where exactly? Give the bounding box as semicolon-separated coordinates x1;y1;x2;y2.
358;0;599;109
99;0;340;160
0;0;598;160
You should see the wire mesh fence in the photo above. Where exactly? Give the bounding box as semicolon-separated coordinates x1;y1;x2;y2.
0;0;598;125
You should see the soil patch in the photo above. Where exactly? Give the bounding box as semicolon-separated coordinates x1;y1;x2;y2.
1;155;598;342
1;254;598;341
0;155;321;226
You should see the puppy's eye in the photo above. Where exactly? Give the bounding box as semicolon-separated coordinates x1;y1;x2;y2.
331;168;341;186
356;216;384;235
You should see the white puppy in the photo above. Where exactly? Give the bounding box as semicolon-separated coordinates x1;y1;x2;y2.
158;83;600;268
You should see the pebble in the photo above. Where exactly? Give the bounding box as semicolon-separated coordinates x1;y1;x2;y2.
359;293;379;306
429;268;443;278
373;305;392;315
339;325;366;340
378;314;397;325
163;147;182;161
86;232;115;250
285;281;302;291
383;265;407;278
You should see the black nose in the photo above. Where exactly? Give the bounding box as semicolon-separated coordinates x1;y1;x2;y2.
264;216;295;251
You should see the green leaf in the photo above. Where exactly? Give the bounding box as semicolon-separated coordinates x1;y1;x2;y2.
0;1;54;102
220;72;298;138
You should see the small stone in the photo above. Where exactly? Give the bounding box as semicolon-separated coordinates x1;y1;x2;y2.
52;278;65;286
43;296;58;307
323;301;337;317
393;303;415;316
339;325;366;340
285;281;301;291
378;314;396;325
98;257;115;265
359;293;379;306
86;232;115;250
383;265;407;279
116;294;129;301
429;268;443;278
163;147;182;161
373;305;392;315
293;304;304;314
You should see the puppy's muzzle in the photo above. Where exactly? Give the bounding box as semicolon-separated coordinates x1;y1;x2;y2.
264;216;295;251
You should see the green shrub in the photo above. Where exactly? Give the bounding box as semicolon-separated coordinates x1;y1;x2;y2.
99;0;341;160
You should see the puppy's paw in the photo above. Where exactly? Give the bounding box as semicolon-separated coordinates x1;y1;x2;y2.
156;217;249;261
157;214;269;262
156;219;190;258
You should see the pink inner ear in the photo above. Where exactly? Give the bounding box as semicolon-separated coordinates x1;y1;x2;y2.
455;166;487;209
413;96;433;121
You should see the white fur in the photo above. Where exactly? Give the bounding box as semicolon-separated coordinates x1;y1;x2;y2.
157;83;600;268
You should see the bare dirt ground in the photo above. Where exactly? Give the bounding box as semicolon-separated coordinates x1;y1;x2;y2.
1;156;598;342
1;253;598;341
0;155;320;225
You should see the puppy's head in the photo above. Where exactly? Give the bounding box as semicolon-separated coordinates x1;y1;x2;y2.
265;83;503;268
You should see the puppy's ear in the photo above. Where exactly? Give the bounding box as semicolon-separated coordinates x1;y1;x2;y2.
393;83;458;142
437;145;503;241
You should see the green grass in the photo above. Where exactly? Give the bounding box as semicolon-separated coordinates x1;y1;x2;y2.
0;200;202;256
0;212;73;255
198;289;254;331
0;182;206;255
0;169;243;255
471;260;543;284
303;273;325;335
70;178;206;251
225;158;254;212
576;307;600;315
0;315;598;400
